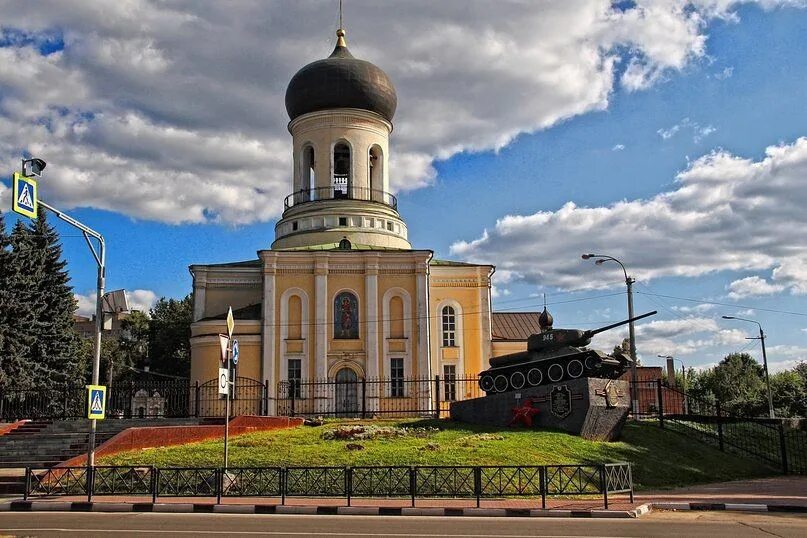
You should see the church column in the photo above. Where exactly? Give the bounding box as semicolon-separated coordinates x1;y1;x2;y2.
314;254;329;380
479;270;493;375
261;253;277;415
416;257;432;411
191;269;207;322
365;255;380;412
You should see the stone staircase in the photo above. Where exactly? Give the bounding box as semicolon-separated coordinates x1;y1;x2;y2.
0;418;208;495
0;418;203;470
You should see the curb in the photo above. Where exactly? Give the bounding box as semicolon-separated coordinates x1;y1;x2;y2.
5;500;804;516
0;500;641;518
652;502;807;513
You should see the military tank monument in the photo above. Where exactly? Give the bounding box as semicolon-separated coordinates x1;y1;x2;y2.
451;308;657;441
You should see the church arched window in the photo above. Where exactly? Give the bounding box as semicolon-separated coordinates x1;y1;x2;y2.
301;145;315;200
369;145;383;201
389;295;404;339
334;291;359;339
333;142;351;198
441;306;456;347
288;295;302;340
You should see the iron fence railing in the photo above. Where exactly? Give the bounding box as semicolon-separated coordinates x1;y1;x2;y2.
25;462;634;509
0;381;194;421
276;375;483;418
634;379;807;474
283;186;398;210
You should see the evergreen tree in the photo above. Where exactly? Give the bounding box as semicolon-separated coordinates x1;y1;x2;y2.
6;218;46;388
0;212;20;389
26;209;83;385
148;295;193;377
118;310;150;378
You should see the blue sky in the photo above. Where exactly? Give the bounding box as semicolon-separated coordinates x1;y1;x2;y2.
1;1;805;371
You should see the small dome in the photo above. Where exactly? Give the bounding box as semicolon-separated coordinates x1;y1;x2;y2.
538;307;554;330
285;29;397;122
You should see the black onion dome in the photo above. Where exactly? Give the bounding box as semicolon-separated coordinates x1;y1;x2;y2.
538;307;554;330
285;29;397;122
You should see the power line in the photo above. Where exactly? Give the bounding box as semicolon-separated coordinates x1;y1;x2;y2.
635;291;807;318
219;290;629;331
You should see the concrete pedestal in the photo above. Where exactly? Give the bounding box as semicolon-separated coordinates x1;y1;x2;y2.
450;377;630;441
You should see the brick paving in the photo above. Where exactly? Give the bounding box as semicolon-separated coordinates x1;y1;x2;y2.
638;476;807;507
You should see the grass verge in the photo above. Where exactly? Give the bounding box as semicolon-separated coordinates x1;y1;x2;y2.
103;419;773;490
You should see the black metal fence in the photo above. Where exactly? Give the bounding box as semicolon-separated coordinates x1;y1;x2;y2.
0;381;194;421
24;462;633;508
635;379;807;474
276;376;483;418
0;378;270;421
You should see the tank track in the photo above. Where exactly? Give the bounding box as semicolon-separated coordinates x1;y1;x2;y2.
478;350;622;394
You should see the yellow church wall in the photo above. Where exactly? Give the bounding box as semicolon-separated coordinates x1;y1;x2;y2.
273;273;316;389
491;340;528;358
429;264;494;381
189;320;261;386
377;274;420;378
326;274;366;343
204;287;261;320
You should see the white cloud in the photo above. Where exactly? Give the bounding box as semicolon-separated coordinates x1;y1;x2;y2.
74;292;96;318
0;0;799;224
727;276;785;299
672;303;716;313
126;289;158;314
74;288;158;317
612;144;625;151
657;117;717;142
714;66;734;79
450;137;807;294
766;345;807;373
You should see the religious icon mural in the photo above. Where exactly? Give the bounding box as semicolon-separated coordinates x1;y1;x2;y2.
334;291;359;339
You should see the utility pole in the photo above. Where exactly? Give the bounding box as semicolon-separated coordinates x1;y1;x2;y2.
582;253;639;415
38;199;105;465
722;316;775;419
13;157;107;468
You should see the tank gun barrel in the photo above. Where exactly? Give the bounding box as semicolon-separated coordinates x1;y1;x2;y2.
584;310;657;338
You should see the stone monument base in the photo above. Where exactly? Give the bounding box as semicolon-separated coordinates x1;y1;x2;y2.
450;377;629;441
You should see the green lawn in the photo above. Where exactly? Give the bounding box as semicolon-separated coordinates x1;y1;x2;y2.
103;419;773;490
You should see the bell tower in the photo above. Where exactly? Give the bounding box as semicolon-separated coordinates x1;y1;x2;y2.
272;28;410;250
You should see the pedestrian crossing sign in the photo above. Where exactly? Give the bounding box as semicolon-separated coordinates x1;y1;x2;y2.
12;172;38;219
86;385;107;420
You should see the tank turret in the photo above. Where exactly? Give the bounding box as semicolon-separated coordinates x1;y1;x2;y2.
479;311;656;394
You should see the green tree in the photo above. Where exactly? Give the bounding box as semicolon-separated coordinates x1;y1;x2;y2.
27;210;83;384
148;295;193;377
0;212;22;389
770;370;806;418
121;311;150;365
688;353;766;416
6;219;46;388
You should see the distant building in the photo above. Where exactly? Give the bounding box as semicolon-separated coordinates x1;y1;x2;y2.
73;311;132;340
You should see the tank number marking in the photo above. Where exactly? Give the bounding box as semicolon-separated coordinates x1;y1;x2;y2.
542;334;554;341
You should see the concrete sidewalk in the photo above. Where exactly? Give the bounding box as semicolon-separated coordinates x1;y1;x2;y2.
638;476;807;508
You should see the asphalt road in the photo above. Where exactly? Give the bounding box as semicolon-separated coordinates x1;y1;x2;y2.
0;511;806;537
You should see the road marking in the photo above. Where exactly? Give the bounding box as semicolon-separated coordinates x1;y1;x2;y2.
0;530;628;538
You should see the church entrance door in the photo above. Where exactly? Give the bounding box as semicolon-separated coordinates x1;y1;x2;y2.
335;368;359;417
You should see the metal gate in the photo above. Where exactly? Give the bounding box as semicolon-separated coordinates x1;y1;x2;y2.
197;376;264;417
334;368;359;417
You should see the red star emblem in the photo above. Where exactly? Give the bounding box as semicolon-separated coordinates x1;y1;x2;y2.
509;397;541;427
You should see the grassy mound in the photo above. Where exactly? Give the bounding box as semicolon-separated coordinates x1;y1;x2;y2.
103;419;772;490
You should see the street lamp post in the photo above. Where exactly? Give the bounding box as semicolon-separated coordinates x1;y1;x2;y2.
582;253;638;414
19;158;106;466
722;316;775;419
